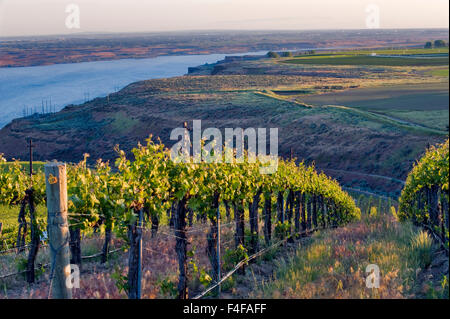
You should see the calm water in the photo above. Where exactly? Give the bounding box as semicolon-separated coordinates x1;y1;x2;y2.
0;51;268;128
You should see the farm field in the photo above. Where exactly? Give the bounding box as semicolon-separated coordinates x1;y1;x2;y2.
282;48;449;67
298;82;449;131
284;56;448;67
427;68;449;77
316;48;449;56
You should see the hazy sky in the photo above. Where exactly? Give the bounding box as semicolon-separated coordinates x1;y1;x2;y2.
0;0;448;37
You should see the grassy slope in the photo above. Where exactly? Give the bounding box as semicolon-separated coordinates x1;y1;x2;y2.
246;211;448;299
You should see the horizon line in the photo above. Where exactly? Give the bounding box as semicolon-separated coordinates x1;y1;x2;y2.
1;27;449;40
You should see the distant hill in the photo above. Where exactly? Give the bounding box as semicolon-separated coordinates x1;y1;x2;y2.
1;29;448;67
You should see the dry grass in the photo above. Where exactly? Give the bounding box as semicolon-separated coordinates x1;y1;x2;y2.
1;205;447;299
249;210;444;299
0;220;236;299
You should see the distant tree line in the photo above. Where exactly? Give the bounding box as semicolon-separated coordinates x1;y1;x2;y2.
424;40;448;49
267;50;316;58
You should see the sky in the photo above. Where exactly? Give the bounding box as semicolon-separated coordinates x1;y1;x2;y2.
0;0;448;37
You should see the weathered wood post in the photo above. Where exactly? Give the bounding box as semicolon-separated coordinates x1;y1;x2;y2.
233;201;246;275
45;162;72;299
301;193;307;232
207;194;220;290
312;195;318;229
250;190;261;253
264;193;272;245
26;188;40;283
294;192;301;235
216;202;221;297
175;197;188;299
0;222;3;249
127;207;143;299
307;195;312;230
277;192;284;224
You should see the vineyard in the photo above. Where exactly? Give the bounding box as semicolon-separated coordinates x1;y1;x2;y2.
399;139;449;251
0;137;361;299
1;138;448;299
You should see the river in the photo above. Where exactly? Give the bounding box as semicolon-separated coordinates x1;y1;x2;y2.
0;51;268;128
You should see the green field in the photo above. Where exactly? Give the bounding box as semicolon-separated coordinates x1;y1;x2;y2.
283;55;449;67
427;68;449;77
0;204;46;228
299;82;449;131
312;48;449;56
0;161;45;174
281;47;449;67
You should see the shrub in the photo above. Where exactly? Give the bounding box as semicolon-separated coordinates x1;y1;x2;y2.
274;221;291;239
158;277;178;298
267;51;280;58
223;245;248;271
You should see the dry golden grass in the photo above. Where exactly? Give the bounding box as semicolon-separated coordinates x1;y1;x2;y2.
249;210;446;299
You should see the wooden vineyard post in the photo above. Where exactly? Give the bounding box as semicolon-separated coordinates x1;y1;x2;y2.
216;202;221;297
16;199;27;253
26;188;40;283
207;195;220;289
233;201;246;275
442;195;449;244
26;138;41;283
264;193;272;245
301;193;307;232
127;208;143;299
294;192;301;235
312;195;318;229
137;208;143;298
307;195;312;230
175;197;188;299
45;162;72;299
250;190;261;253
286;190;294;242
277;192;284;224
326;199;331;226
319;196;326;228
